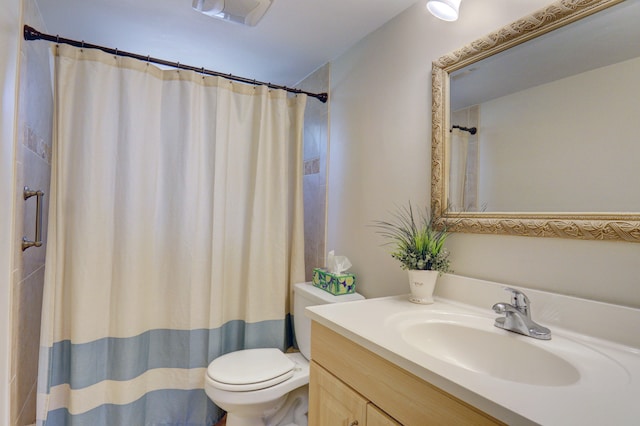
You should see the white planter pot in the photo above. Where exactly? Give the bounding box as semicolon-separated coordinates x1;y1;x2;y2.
407;270;439;304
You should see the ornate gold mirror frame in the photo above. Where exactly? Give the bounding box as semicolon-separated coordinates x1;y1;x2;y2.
431;0;640;243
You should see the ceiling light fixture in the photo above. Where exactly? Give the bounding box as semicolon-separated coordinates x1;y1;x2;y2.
192;0;274;27
427;0;461;22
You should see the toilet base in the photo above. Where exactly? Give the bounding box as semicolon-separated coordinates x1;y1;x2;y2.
225;386;308;426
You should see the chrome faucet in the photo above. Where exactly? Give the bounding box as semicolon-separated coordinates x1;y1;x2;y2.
492;288;551;340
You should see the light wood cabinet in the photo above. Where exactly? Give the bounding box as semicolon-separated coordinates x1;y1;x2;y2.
309;361;401;426
309;322;505;426
309;361;367;426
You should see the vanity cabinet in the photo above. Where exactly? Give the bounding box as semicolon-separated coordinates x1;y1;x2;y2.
309;361;400;426
308;322;504;426
309;361;367;425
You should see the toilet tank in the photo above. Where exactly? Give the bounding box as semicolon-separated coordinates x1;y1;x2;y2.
293;282;364;360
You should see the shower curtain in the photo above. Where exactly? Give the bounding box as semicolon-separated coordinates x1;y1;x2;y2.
37;44;306;426
449;128;469;211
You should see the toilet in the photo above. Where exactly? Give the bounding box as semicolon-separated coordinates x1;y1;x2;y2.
204;282;364;426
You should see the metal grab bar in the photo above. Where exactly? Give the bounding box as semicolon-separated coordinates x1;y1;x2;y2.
22;186;44;251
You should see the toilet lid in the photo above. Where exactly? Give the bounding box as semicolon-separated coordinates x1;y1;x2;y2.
207;348;296;391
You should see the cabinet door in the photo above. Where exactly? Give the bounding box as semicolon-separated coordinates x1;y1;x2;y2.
309;361;367;426
367;405;401;426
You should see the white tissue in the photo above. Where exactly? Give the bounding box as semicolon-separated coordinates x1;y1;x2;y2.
327;250;352;275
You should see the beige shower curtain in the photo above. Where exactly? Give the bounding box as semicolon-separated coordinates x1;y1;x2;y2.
38;44;306;425
449;128;469;211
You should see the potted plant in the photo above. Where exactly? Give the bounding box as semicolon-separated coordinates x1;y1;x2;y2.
373;202;451;304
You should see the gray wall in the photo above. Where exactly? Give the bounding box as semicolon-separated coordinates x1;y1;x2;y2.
326;0;640;308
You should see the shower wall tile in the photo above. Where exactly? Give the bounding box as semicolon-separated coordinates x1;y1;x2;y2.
13;149;25;277
297;64;330;281
303;107;327;161
11;266;45;426
11;1;53;425
303;175;327;272
304;158;320;175
19;2;53;163
15;382;37;426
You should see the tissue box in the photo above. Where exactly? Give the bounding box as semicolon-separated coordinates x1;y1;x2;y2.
312;268;356;295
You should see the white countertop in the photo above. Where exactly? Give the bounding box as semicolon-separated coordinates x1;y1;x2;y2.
305;275;640;426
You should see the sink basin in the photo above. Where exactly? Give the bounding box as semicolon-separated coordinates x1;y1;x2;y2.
387;309;630;388
402;321;579;386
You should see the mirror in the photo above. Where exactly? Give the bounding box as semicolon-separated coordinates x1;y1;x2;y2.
431;0;640;242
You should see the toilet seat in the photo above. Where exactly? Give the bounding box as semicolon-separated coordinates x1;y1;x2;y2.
207;348;296;392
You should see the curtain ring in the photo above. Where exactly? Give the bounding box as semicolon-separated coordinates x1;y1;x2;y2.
56;35;59;44
81;40;84;51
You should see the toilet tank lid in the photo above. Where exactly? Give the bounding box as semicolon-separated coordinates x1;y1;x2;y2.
207;348;294;385
294;282;365;303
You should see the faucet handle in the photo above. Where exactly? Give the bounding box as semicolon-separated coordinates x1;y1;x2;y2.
504;287;530;315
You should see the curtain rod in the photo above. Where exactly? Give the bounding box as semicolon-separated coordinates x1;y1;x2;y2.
451;125;477;135
23;25;328;104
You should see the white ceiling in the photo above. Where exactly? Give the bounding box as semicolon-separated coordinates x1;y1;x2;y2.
33;0;420;86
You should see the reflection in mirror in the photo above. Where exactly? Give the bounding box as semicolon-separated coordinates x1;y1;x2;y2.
431;0;640;242
447;0;640;213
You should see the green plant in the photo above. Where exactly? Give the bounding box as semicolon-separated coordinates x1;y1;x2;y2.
373;202;451;273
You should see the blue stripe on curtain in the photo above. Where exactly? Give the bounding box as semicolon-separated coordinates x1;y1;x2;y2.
41;317;292;426
46;317;292;391
45;389;220;426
